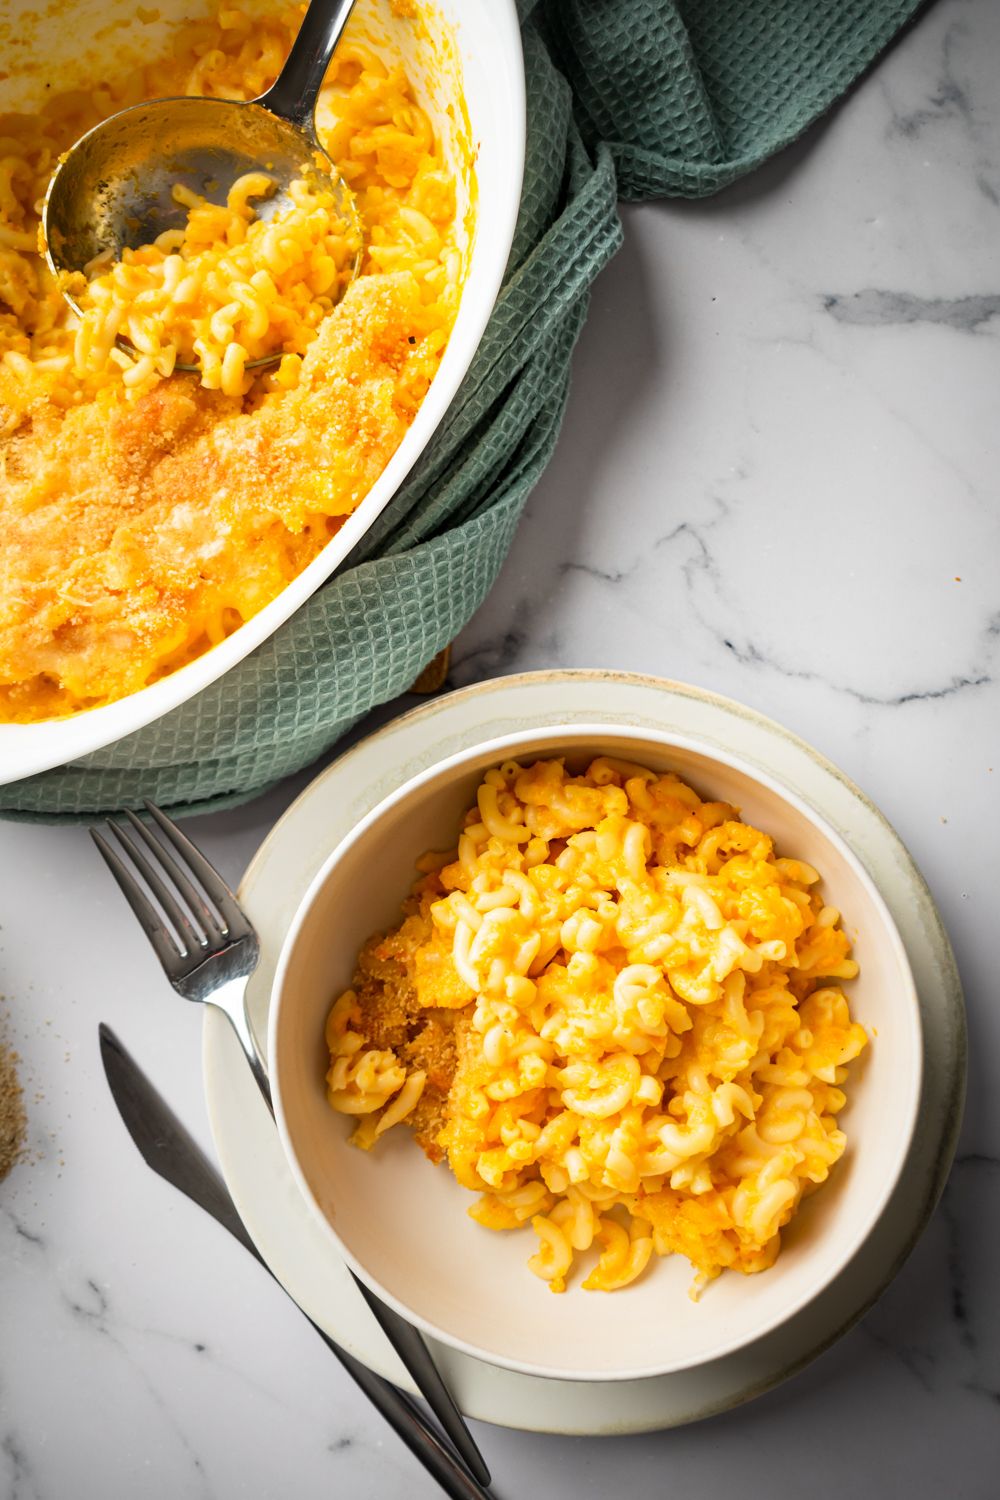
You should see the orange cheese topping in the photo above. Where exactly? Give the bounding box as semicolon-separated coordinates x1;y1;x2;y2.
0;3;466;721
325;757;869;1296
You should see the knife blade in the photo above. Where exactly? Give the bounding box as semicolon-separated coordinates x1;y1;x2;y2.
98;1023;493;1500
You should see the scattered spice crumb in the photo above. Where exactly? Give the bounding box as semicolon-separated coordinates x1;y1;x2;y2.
1;1035;27;1183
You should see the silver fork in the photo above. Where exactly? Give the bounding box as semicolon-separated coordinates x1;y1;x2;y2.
91;800;491;1492
93;803;270;1103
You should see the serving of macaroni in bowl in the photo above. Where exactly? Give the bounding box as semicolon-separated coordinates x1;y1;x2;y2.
271;725;922;1381
0;0;524;781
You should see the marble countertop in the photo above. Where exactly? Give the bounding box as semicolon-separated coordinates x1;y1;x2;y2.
2;0;997;1494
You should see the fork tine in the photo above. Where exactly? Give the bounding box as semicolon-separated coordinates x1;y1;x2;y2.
106;818;210;955
121;808;221;943
91;829;186;976
143;800;250;939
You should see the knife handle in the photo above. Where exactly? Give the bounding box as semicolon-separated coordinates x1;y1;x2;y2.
351;1272;492;1487
98;1023;491;1499
235;1012;491;1487
239;1228;492;1498
233;1229;492;1498
325;1337;494;1500
235;1224;491;1494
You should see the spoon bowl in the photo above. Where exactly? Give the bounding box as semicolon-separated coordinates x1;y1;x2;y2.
41;0;359;368
43;95;354;300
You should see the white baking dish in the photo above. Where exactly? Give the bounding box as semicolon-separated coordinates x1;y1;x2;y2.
0;0;524;785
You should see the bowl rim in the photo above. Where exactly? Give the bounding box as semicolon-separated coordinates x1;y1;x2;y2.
269;721;924;1382
0;0;526;785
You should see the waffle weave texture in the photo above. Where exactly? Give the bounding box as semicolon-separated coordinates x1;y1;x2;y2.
3;0;925;818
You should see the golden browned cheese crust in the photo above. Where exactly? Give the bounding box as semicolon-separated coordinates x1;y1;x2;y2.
0;5;466;720
1;273;435;716
348;914;465;1163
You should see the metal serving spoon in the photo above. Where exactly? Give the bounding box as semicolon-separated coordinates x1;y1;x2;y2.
43;0;359;362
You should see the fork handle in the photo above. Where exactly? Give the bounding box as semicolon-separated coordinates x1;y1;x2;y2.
214;977;490;1487
211;978;273;1113
236;1214;491;1497
228;1213;489;1498
351;1275;492;1488
321;1336;492;1500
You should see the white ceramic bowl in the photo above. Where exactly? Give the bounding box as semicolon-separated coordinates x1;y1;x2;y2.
0;0;524;784
270;724;923;1383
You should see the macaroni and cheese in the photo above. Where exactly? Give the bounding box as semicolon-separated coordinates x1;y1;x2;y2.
66;170;361;399
326;756;869;1295
0;2;466;721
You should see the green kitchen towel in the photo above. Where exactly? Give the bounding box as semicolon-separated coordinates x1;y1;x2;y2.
2;0;925;818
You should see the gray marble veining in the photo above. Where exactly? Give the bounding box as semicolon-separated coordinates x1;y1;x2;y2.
2;0;999;1495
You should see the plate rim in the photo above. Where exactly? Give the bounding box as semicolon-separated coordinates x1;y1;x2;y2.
204;668;966;1434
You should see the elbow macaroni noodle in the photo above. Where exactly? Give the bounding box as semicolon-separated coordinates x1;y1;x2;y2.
0;3;467;721
326;757;869;1296
67;170;361;400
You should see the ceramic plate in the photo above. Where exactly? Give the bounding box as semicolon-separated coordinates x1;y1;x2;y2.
203;670;965;1434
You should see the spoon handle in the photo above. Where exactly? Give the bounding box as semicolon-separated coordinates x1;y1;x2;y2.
257;0;356;137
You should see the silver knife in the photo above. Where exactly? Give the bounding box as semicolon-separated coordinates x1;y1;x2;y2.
98;1023;494;1500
